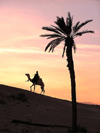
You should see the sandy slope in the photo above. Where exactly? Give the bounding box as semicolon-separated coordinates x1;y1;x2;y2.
0;84;100;133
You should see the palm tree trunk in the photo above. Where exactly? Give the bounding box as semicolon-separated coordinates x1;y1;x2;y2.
66;46;77;133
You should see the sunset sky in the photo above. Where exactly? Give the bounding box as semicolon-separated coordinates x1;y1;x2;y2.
0;0;100;105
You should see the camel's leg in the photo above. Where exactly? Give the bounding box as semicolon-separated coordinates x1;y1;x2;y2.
34;85;35;92
43;90;45;94
40;86;42;94
30;84;33;92
41;86;45;94
40;89;42;94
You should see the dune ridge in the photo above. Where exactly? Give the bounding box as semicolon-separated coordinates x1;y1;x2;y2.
0;84;100;133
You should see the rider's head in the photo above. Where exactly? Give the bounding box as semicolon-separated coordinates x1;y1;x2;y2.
36;71;38;74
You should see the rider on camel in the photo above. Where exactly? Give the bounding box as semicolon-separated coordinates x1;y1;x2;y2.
32;71;39;84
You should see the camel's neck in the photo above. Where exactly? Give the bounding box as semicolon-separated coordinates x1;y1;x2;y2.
27;74;32;82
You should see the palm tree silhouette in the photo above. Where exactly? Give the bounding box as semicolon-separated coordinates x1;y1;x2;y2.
40;12;94;133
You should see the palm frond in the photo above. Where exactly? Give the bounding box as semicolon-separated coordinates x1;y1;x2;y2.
51;25;66;36
45;38;63;51
66;12;73;35
42;26;62;35
62;45;66;57
40;34;62;39
55;13;73;36
49;38;63;52
66;12;72;26
73;43;76;53
74;30;94;37
55;17;68;35
55;16;66;29
45;39;56;51
75;20;93;33
73;21;80;34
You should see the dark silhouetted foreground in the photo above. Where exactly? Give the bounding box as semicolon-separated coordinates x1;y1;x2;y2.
0;84;100;133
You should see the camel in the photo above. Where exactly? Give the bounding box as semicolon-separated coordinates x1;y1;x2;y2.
25;73;45;94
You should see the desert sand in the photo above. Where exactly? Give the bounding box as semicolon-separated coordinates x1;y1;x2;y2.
0;84;100;133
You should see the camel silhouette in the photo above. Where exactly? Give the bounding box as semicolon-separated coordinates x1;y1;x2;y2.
25;74;45;94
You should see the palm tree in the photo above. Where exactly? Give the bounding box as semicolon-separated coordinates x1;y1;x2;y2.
40;12;94;133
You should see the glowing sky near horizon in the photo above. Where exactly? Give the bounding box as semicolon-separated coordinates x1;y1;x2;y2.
0;0;100;105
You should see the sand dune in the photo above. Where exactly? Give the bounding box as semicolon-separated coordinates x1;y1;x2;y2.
0;84;100;133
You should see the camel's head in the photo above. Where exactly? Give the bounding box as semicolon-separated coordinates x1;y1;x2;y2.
25;73;30;77
25;73;31;82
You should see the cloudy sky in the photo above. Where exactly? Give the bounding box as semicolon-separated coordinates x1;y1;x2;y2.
0;0;100;104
